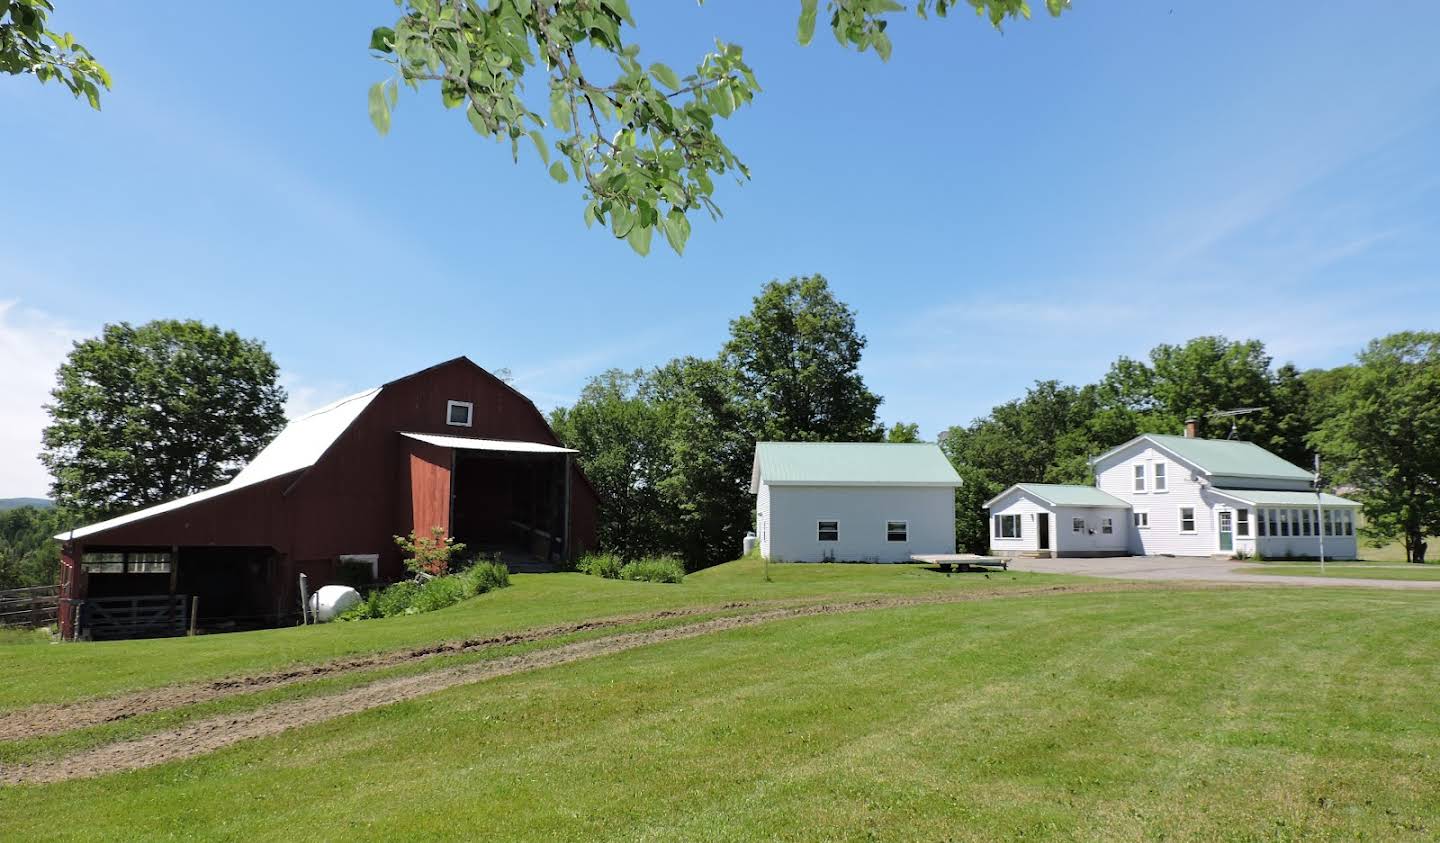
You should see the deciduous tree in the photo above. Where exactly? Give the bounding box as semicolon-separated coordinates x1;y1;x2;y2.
1;1;108;107
40;320;287;517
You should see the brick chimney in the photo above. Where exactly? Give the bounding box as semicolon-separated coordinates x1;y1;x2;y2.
1184;418;1199;439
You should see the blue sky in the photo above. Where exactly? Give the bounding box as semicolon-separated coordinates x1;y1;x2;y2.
3;1;1439;497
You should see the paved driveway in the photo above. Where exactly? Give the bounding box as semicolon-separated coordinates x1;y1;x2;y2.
1007;555;1440;590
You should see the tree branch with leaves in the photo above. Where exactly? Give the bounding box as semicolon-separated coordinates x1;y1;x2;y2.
369;0;1066;255
1;0;109;108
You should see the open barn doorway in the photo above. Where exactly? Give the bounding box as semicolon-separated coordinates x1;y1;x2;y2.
450;451;572;569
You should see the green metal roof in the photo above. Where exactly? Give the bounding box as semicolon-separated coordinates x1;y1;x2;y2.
1211;488;1361;507
1007;483;1131;508
751;442;961;488
1132;434;1315;480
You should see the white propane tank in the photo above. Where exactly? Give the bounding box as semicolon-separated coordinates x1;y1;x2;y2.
742;532;757;556
308;585;362;623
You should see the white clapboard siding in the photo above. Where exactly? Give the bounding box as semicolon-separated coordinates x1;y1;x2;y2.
765;485;955;563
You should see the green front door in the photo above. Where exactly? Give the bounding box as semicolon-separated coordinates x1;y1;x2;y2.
1218;510;1234;552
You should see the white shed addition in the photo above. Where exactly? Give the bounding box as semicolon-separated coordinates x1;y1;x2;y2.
750;442;961;563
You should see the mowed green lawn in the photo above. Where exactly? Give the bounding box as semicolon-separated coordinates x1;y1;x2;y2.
3;587;1439;840
0;560;1074;711
1244;561;1440;582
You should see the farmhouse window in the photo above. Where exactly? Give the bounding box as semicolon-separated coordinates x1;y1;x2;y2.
1257;509;1267;536
1133;511;1149;529
1133;464;1146;492
886;521;908;542
1323;510;1332;536
1072;517;1086;533
1269;509;1279;536
1179;507;1196;533
1153;462;1167;492
999;514;1022;539
817;521;839;542
1101;517;1113;534
1343;510;1354;536
1301;510;1312;536
446;400;474;427
1236;509;1250;537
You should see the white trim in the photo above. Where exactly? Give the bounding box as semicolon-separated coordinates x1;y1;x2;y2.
446;400;474;427
1132;510;1150;529
1178;506;1197;534
1152;461;1168;493
1132;463;1147;493
885;519;908;542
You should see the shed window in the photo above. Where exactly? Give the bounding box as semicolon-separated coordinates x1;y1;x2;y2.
1133;464;1146;492
81;552;125;574
998;514;1022;539
1153;463;1167;492
1236;509;1250;537
1133;511;1149;529
1101;517;1113;534
817;520;839;542
886;521;908;542
1179;507;1196;533
1072;517;1086;533
446;400;474;427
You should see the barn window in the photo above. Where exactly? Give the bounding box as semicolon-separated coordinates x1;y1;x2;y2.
446;400;474;427
1133;511;1149;529
1179;507;1196;533
998;514;1022;538
817;520;839;542
1236;509;1250;537
128;551;173;574
1101;517;1113;534
81;552;125;574
886;521;908;542
1153;462;1167;492
1133;464;1147;492
1072;517;1086;533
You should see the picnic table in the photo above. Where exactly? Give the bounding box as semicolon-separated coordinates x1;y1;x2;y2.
910;553;1011;573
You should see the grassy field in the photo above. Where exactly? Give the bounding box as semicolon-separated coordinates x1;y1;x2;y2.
1243;562;1440;582
1356;532;1438;562
2;585;1438;840
0;560;1072;711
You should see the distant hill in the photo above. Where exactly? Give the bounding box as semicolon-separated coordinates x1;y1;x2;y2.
0;498;54;512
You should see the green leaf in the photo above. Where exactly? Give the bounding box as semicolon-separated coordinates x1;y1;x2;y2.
626;223;653;256
528;130;550;164
369;26;395;53
649;62;681;91
660;210;691;256
368;82;391;135
548;161;570;184
798;0;818;45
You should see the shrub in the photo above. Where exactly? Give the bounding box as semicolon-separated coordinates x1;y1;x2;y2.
394;526;467;577
618;557;686;584
462;559;510;596
577;552;624;579
412;575;466;613
375;580;423;617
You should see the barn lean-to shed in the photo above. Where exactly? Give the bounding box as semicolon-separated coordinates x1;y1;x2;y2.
54;357;598;640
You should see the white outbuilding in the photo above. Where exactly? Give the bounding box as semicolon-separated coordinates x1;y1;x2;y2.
983;483;1132;558
750;442;961;563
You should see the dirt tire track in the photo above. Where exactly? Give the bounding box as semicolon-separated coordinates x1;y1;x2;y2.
1;582;1177;785
0;601;771;744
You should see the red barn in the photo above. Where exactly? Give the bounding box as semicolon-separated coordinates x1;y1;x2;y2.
55;358;598;640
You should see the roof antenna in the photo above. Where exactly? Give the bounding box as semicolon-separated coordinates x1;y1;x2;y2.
1205;407;1264;440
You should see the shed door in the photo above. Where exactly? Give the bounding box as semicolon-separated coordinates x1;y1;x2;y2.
1037;513;1050;550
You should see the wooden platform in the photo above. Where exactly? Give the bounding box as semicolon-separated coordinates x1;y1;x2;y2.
910;553;1011;572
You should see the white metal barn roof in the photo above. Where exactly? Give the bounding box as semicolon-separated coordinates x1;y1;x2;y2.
400;432;577;454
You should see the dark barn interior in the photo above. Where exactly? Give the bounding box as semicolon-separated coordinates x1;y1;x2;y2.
77;546;279;639
451;451;570;565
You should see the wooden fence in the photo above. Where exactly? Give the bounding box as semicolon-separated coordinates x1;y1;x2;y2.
0;585;59;629
79;595;190;640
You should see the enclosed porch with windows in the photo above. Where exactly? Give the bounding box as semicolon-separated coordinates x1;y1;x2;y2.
1209;489;1361;559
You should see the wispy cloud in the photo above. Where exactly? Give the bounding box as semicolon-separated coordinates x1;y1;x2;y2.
0;302;86;498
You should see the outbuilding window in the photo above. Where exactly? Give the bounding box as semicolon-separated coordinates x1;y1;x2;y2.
1101;517;1113;534
1179;507;1196;533
446;400;474;427
817;520;839;542
886;521;908;542
998;514;1022;539
1072;517;1086;533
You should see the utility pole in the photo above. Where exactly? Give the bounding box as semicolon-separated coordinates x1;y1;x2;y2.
1314;454;1326;571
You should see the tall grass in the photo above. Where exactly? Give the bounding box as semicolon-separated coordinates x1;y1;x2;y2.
619;557;686;584
340;559;512;622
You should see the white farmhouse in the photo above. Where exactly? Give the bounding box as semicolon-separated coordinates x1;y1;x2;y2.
985;424;1361;559
751;442;961;563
